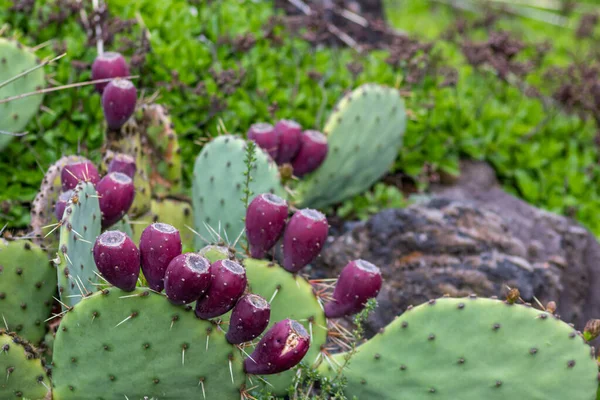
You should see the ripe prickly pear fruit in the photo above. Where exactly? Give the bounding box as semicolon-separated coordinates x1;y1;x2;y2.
291;130;328;177
243;319;310;375
61;159;100;191
102;78;137;130
96;172;135;229
195;259;247;319
274;119;302;164
226;294;271;344
324;259;382;318
164;253;212;305
91;51;130;93
108;153;137;179
92;230;140;291
248;123;278;160
246;193;288;259
139;223;182;292
54;190;73;221
282;209;328;273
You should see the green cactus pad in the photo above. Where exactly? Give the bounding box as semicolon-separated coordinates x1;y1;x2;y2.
321;297;598;400
0;330;51;400
0;240;56;344
52;287;244;400
56;182;101;309
296;84;406;209
199;245;232;263
243;258;328;394
0;38;45;150
30;155;86;242
192;135;284;251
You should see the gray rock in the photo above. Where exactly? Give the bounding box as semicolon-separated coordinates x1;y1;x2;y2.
317;161;600;336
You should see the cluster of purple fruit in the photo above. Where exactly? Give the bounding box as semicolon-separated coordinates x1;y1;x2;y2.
91;51;137;130
54;155;137;229
248;120;328;177
246;193;383;318
92;223;310;375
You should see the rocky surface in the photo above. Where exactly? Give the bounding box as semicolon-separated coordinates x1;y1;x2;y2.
316;160;600;336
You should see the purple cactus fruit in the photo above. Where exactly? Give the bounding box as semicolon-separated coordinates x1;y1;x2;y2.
194;259;247;319
102;78;137;130
96;172;135;229
139;223;182;292
248;123;278;160
92;230;140;292
324;259;382;318
274;120;302;165
91;52;130;93
108;153;137;179
164;253;212;305
282;209;329;273
61;159;100;191
243;319;310;375
226;294;271;344
246;193;288;259
291;130;328;177
54;190;73;221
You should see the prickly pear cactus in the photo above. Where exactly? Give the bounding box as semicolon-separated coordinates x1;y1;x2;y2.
56;182;101;309
296;84;406;209
142;104;182;195
132;198;194;251
30;155;85;242
244;258;328;394
0;38;45;150
105;119;152;218
321;297;599;400
0;240;56;344
52;287;245;400
0;330;51;399
192;135;284;251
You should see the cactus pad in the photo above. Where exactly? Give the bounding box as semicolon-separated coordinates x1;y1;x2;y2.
0;38;45;150
56;182;102;309
243;258;327;393
192;135;284;250
52;287;244;399
296;84;405;209
322;297;598;400
0;240;56;344
0;330;51;399
30;155;87;242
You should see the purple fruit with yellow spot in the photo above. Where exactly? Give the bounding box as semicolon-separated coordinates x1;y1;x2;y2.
246;193;288;259
92;230;140;291
248;123;278;160
91;51;130;93
96;172;135;229
61;159;100;191
140;223;182;292
324;259;382;318
164;253;212;305
108;153;137;179
226;294;271;344
291;130;328;177
274;119;302;164
282;209;328;273
102;78;137;130
243;319;310;375
194;259;247;319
